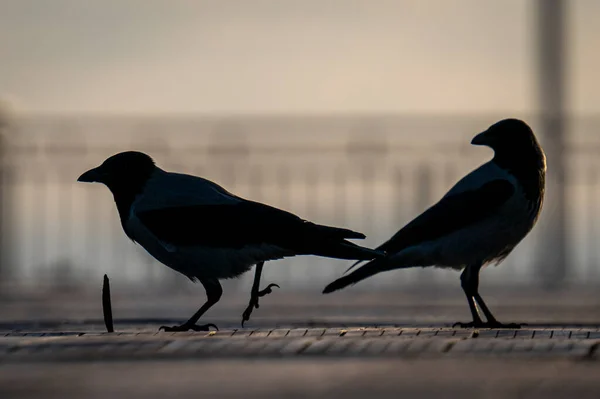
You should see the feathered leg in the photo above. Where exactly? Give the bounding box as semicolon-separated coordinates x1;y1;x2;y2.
160;278;221;332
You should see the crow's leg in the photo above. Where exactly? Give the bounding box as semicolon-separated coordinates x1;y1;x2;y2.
473;291;522;329
454;264;521;329
453;264;487;328
160;278;222;332
241;261;280;326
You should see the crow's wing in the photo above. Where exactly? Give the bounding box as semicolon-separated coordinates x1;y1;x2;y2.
137;200;370;256
377;179;515;254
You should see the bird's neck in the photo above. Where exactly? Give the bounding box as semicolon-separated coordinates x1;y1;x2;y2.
492;146;546;203
108;180;149;227
113;190;139;226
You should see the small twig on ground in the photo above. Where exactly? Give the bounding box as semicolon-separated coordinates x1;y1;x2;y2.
102;274;114;333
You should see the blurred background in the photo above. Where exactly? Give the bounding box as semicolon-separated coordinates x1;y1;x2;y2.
0;0;598;314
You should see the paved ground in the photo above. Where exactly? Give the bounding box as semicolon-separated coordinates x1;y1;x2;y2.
2;324;600;360
2;321;600;398
4;358;600;399
1;324;599;398
2;288;600;398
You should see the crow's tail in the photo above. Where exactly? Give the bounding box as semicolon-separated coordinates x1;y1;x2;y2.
305;223;383;261
322;258;387;293
313;240;384;261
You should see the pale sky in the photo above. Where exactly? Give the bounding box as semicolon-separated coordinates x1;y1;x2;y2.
0;0;598;115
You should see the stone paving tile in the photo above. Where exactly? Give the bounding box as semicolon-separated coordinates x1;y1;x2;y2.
435;330;456;338
342;338;376;355
551;330;572;339
450;339;494;354
404;338;434;354
362;338;392;356
588;332;600;339
304;328;325;337
325;339;356;354
515;330;535;338
452;329;476;338
255;339;290;355
209;329;237;338
508;340;533;353
236;338;271;355
249;330;271;338
475;330;499;338
302;339;334;355
215;339;249;356
569;340;599;357
278;338;312;355
549;340;574;354
268;329;289;338
323;328;345;337
379;328;398;337
286;329;307;338
230;329;255;338
415;330;438;338
532;330;553;339
398;329;420;338
201;338;235;354
383;339;412;354
159;340;188;354
496;330;517;338
571;330;591;339
363;329;384;337
342;329;366;338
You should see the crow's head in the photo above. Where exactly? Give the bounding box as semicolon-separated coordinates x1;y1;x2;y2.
473;118;546;177
471;119;540;153
78;151;156;194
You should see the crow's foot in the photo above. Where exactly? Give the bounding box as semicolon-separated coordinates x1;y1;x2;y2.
159;323;218;332
257;283;280;297
241;284;280;327
453;321;523;329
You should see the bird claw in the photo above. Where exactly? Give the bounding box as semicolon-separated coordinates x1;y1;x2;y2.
257;283;280;297
241;306;253;327
241;283;280;327
452;321;484;329
241;296;259;327
159;323;219;332
489;322;523;329
453;321;523;329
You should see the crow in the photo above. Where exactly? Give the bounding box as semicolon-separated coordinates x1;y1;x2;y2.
323;119;546;328
78;151;383;331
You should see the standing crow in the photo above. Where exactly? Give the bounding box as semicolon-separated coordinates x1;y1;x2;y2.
323;119;546;328
78;151;383;331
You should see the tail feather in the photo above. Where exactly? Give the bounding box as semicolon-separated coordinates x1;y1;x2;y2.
343;240;388;274
304;223;383;261
323;258;386;293
314;240;384;261
310;223;365;240
324;247;431;293
344;259;366;274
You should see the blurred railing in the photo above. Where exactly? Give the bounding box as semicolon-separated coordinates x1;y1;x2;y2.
0;114;599;292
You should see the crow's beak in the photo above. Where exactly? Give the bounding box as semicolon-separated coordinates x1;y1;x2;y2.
471;130;489;146
77;167;103;183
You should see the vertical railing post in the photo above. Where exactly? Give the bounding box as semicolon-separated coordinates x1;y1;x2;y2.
536;0;568;289
414;163;433;284
0;107;10;286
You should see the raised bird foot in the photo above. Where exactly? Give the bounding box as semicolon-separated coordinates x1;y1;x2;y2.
241;283;280;327
453;321;524;329
258;283;280;297
159;323;219;332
